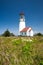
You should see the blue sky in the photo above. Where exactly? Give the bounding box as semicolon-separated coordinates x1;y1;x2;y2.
0;0;43;35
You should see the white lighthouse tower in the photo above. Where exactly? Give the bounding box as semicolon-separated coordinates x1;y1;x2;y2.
19;12;26;35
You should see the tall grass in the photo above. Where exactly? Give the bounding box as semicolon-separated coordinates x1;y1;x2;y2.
0;36;43;65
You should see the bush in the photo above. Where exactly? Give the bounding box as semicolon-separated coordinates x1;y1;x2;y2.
34;33;43;36
2;29;15;37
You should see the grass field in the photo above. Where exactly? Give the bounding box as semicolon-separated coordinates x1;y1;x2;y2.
0;36;43;65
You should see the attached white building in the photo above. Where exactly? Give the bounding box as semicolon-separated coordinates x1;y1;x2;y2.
20;27;33;36
19;12;33;36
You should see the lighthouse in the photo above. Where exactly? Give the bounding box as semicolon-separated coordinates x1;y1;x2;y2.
19;12;26;35
19;12;33;36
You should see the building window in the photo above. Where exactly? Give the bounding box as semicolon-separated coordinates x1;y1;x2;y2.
22;32;23;35
25;32;26;35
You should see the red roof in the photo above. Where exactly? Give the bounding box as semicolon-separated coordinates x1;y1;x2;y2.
20;27;32;32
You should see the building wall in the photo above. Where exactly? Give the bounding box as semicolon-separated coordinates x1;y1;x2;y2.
20;32;26;36
19;22;25;32
26;28;30;36
20;30;33;36
19;17;26;35
20;32;30;36
30;30;33;36
27;29;33;36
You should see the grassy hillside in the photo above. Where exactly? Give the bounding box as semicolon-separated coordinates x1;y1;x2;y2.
0;36;43;65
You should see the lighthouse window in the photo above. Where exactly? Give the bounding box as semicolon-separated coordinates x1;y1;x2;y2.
21;16;23;18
